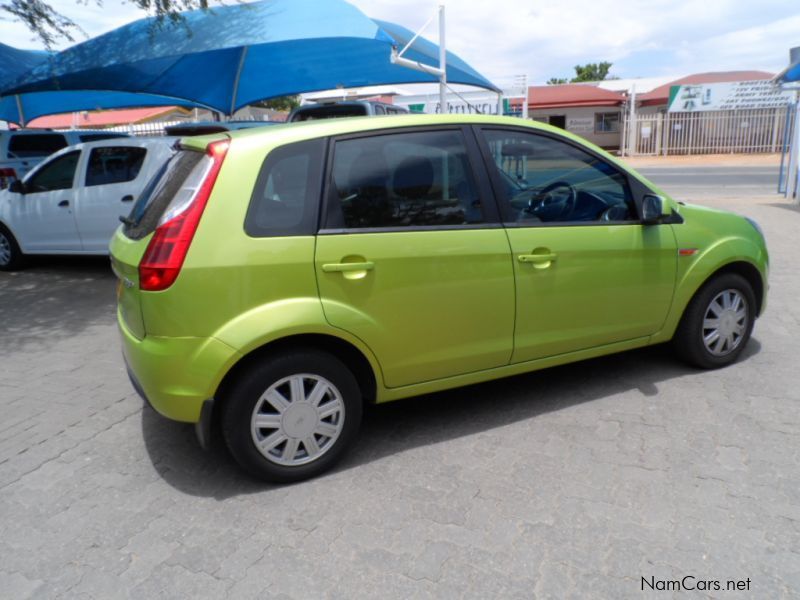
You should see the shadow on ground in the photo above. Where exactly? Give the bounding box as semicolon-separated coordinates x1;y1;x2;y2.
139;338;761;499
0;256;115;352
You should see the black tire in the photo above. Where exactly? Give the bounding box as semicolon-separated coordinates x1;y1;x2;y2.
673;273;756;369
222;349;363;483
0;223;26;271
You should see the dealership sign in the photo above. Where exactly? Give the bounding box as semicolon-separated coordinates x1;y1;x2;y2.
668;80;795;112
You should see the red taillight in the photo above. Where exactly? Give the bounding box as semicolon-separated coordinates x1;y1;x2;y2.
139;140;229;291
0;167;17;188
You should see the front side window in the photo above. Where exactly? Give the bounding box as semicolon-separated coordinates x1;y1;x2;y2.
328;129;483;229
26;151;80;192
482;128;634;224
85;146;147;187
244;138;325;237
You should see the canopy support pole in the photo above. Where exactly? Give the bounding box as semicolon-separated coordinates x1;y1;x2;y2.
438;5;446;115
229;46;249;118
15;95;25;127
390;4;448;114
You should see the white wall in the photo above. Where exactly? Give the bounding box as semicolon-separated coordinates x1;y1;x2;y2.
528;105;622;149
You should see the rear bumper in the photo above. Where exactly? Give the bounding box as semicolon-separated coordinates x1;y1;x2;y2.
118;309;241;423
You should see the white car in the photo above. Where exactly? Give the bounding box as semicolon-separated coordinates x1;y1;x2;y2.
0;137;175;269
0;128;130;189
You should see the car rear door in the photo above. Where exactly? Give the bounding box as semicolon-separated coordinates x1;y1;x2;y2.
8;150;82;252
74;144;155;252
314;126;515;388
475;126;677;363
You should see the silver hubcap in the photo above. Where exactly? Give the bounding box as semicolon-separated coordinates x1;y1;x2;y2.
250;373;345;467
702;289;748;356
0;232;10;266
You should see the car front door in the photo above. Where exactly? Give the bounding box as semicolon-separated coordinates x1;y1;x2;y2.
476;126;677;363
9;150;82;252
315;127;515;388
74;145;150;251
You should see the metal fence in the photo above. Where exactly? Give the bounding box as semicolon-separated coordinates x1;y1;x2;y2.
105;120;183;136
622;106;794;156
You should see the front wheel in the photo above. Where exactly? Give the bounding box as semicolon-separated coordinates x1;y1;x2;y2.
222;350;363;483
673;273;757;369
0;224;25;271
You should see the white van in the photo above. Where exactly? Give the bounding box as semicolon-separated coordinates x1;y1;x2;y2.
0;137;174;269
0;129;129;189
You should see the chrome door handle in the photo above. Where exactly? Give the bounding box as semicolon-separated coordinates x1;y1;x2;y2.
518;253;557;263
322;261;375;273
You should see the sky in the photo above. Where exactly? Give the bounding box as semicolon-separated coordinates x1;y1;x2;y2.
1;0;798;86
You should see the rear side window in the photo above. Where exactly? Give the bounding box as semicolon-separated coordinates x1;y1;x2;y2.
8;134;68;158
326;129;483;229
245;138;325;237
123;149;200;240
85;146;146;186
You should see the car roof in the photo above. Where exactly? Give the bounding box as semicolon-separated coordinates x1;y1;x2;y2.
1;128;129;136
183;114;563;151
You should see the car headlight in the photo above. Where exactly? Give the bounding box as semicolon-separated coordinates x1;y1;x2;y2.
745;217;764;239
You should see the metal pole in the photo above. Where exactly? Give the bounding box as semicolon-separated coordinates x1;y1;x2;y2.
15;95;25;128
627;84;637;156
522;75;529;120
439;4;447;114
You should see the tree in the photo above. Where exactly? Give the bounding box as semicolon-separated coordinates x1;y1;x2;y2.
547;62;616;85
571;61;614;82
253;96;301;112
2;0;210;49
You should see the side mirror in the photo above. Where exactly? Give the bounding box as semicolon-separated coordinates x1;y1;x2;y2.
8;180;25;194
641;194;670;224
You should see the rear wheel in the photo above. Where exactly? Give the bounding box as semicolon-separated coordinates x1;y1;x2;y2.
673;273;756;369
222;350;362;483
0;224;25;271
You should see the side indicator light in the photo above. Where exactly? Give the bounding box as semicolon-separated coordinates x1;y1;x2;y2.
678;248;698;256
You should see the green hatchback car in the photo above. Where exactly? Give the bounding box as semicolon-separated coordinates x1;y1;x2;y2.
110;115;768;482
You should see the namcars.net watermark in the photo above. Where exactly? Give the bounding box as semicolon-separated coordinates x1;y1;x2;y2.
642;576;751;592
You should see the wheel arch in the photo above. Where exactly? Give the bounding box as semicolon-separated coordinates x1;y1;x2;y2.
214;333;379;418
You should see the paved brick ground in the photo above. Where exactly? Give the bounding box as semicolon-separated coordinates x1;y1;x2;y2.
1;193;798;599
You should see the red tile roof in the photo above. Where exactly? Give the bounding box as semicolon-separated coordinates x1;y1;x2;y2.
637;71;774;105
28;106;184;128
522;84;624;109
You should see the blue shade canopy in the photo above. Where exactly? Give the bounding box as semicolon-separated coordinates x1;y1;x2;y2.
2;0;498;116
775;60;800;84
1;43;203;125
0;42;48;86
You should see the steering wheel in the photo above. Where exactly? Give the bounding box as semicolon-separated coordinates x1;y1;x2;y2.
526;181;577;222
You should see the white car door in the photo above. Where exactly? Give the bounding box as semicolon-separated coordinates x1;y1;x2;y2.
7;150;83;252
74;143;168;252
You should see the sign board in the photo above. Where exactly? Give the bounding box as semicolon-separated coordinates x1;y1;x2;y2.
394;89;523;116
668;80;795;112
566;117;593;134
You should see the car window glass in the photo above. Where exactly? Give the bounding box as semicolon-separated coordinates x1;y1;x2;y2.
244;138;325;237
86;146;147;187
482;129;634;224
329;129;483;229
7;134;68;158
78;133;128;143
26;151;80;192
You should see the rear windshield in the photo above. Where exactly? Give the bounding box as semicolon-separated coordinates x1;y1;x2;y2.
79;133;128;143
123;148;202;240
7;133;68;158
290;105;368;121
164;125;228;136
